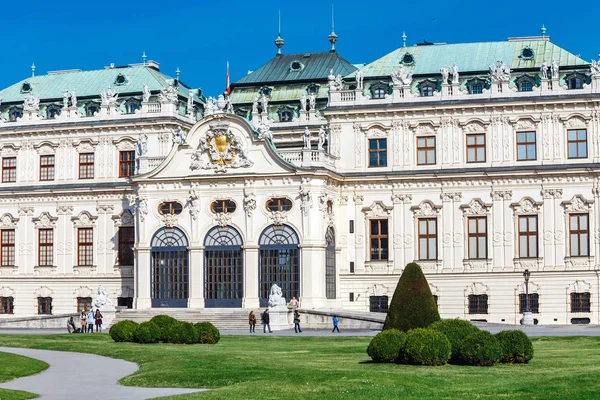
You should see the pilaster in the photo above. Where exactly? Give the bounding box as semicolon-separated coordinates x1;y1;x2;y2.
188;246;205;308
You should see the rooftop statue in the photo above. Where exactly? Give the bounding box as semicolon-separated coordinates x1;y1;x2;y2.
204;97;217;116
309;93;316;110
172;127;187;144
256;121;273;140
23;94;40;112
440;65;449;83
71;90;77;108
328;68;336;90
303;126;311;149
159;83;178;103
334;74;344;90
541;61;549;79
355;69;364;90
100;87;119;106
451;63;459;84
187;90;194;113
261;93;269;113
551;59;560;79
252;97;259;114
137;133;148;156
62;90;69;109
592;59;600;76
391;65;413;86
318;126;326;151
300;93;307;112
142;84;151;102
489;60;511;83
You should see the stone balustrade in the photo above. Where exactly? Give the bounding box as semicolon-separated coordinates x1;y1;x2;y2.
278;149;336;168
137;156;167;174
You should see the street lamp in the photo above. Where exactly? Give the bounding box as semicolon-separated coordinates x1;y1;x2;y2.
522;269;533;325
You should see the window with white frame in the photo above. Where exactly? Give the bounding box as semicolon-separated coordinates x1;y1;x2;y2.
569;213;589;257
418;218;437;260
467;216;487;259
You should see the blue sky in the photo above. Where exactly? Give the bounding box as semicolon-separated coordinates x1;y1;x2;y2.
1;0;598;97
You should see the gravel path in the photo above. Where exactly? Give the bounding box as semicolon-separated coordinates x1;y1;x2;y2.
0;346;208;399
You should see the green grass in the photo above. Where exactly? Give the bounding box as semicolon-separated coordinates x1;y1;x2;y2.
1;334;600;399
0;351;48;400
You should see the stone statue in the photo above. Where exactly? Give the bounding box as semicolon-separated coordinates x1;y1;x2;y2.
303;126;311;149
300;93;307;112
225;96;233;113
100;87;119;106
71;90;77;108
328;68;336;90
142;84;151;102
551;59;559;79
23;94;40;112
252;97;259;114
172;127;187;144
334;74;343;90
94;285;114;309
440;65;449;83
204;97;216;116
318;126;326;151
309;93;316;110
260;93;269;113
62;90;69;108
489;60;511;82
355;69;364;89
592;58;600;76
256;121;273;140
159;83;178;103
268;284;286;308
137;133;148;156
391;65;413;86
187;90;194;113
451;63;459;84
541;61;549;79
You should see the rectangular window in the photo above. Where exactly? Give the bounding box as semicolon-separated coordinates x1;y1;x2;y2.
470;83;483;94
349;293;354;302
119;150;136;177
567;129;587;159
417;136;436;165
369;296;389;313
38;297;52;315
349;261;355;273
516;131;536;161
369;219;388;261
0;296;14;314
519;293;540;314
78;153;95;179
1;229;15;266
466;133;486;163
418;218;437;260
77;228;93;266
468;294;488;314
467;216;487;259
77;297;92;312
570;292;591;313
368;139;387;167
38;229;54;266
117;297;134;309
2;157;16;182
39;155;55;181
518;215;538;258
569;213;589;257
118;227;135;265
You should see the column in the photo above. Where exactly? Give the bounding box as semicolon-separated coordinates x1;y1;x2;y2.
188;246;204;308
243;246;260;308
134;247;151;309
300;243;326;308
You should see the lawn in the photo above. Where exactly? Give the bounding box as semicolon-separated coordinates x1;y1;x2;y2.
0;334;599;399
0;351;48;400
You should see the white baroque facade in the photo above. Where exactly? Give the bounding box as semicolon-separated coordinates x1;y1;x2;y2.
1;35;600;325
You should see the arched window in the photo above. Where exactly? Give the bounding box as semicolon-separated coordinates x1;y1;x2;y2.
204;226;244;307
370;82;388;99
259;224;300;307
150;227;189;308
420;81;436;97
325;227;336;299
567;74;585;90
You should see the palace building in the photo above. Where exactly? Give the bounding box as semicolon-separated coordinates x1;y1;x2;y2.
1;30;599;325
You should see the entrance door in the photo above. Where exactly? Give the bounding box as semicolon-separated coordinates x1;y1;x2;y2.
204;226;244;307
150;227;189;308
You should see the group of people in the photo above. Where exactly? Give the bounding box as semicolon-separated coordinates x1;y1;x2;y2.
67;309;103;333
248;296;341;334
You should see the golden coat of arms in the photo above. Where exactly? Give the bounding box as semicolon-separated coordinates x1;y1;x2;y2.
191;121;253;173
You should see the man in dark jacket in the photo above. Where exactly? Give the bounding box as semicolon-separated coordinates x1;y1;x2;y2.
261;309;272;333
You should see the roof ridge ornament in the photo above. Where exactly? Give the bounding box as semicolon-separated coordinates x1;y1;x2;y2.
402;32;407;48
275;9;284;55
328;3;338;52
31;63;36;77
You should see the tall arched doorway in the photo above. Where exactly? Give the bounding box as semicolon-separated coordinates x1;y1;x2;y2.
204;225;244;308
325;227;336;299
150;227;189;308
259;224;300;307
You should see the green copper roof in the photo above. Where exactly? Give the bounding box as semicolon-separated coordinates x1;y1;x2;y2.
356;40;589;78
0;65;196;104
234;52;357;85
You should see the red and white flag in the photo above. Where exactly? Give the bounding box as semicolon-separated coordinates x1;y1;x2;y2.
226;61;231;95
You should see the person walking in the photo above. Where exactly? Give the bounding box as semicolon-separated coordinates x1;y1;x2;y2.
293;310;302;333
249;311;257;333
80;311;87;333
94;309;103;333
87;309;95;333
332;316;340;333
261;309;272;333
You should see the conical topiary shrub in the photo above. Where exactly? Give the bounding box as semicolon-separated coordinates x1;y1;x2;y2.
383;262;440;331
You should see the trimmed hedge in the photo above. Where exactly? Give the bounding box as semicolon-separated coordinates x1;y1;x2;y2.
383;263;440;332
165;321;199;344
495;330;534;363
403;328;451;366
195;322;221;344
459;331;502;366
133;321;161;344
109;320;138;342
367;329;407;363
429;319;480;362
149;315;178;342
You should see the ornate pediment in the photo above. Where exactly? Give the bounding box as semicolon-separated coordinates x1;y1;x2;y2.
515;118;536;131
34;141;58;154
34;286;54;297
561;195;594;213
465;282;490;295
565;116;588;128
511;197;543;214
112;210;134;227
366;283;390;297
463;121;486;133
460;198;492;215
73;285;94;298
415;124;436;135
74;139;98;153
113;137;137;151
0;144;19;157
32;212;58;228
516;281;540;294
411;200;442;217
190;121;253;173
0;213;19;229
362;201;393;218
0;286;15;297
71;211;97;227
568;280;592;293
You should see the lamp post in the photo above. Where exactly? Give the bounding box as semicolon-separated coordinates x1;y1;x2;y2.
522;269;534;325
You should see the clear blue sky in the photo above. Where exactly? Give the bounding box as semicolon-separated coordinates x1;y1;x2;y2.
1;0;598;97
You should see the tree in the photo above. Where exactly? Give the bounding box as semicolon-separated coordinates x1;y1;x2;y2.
383;262;440;331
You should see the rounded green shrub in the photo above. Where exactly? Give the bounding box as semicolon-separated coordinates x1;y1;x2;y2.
459;331;502;366
149;315;178;342
383;263;440;332
109;320;138;342
367;329;407;363
403;328;451;366
429;319;480;362
133;321;161;344
494;330;534;363
195;322;221;344
165;321;199;344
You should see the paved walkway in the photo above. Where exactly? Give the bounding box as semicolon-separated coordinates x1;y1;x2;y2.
0;346;208;400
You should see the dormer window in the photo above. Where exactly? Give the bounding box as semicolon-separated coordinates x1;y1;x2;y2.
114;74;128;85
9;107;22;122
419;81;436;97
235;108;249;119
259;86;272;97
401;53;415;65
20;82;31;93
289;60;304;72
370;82;389;99
307;83;319;95
467;79;485;94
278;107;294;122
124;98;141;114
517;76;535;92
46;105;61;119
520;47;535;60
567;73;585;90
85;103;99;117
